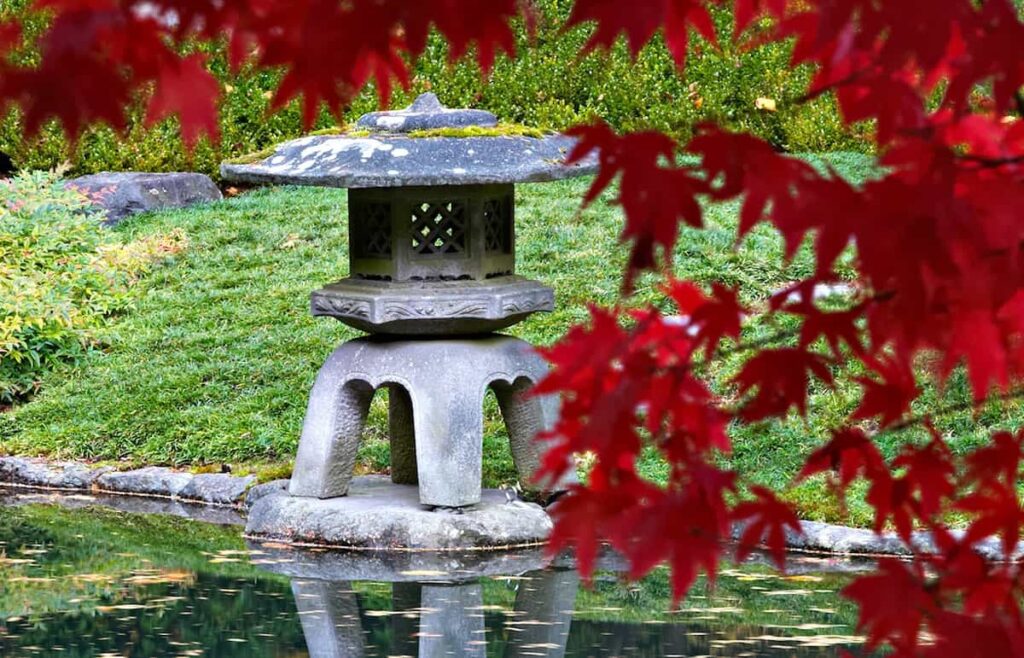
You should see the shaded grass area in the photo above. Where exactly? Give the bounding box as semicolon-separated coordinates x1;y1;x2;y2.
1;152;1008;525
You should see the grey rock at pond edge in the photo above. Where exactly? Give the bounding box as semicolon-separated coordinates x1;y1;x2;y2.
0;456;111;490
178;473;256;506
748;519;1024;561
246;475;552;550
244;479;289;509
66;172;222;226
96;466;194;498
0;487;246;526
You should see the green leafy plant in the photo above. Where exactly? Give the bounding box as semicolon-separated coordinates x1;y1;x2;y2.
0;171;188;403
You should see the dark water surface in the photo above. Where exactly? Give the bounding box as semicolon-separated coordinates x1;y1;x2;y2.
0;491;869;657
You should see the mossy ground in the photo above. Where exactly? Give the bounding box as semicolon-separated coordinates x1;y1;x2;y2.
2;153;1016;527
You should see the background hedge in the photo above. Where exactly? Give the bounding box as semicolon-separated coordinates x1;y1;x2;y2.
0;0;872;180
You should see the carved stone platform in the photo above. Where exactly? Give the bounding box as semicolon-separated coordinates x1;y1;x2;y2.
311;275;553;335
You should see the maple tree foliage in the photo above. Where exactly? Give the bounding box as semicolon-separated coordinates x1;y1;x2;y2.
4;1;1024;655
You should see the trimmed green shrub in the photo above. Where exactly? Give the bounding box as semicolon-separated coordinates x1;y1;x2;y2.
0;171;188;402
0;0;871;179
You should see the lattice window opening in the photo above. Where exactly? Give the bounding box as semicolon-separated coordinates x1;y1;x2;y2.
351;202;392;259
410;201;467;256
483;196;513;254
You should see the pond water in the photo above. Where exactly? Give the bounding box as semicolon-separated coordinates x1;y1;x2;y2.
0;490;870;657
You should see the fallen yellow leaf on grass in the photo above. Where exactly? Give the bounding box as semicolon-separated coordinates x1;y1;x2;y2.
756;97;778;112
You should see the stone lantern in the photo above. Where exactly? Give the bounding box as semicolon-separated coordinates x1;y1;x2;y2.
222;94;596;549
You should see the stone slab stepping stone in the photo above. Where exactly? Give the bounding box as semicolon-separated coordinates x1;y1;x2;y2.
67;171;222;225
178;473;256;506
246;475;553;550
96;466;193;497
0;456;110;490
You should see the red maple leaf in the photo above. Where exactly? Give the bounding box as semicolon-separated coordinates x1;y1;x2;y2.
964;430;1023;489
145;53;220;146
732;485;802;568
797;427;887;491
566;124;707;286
891;433;955;520
566;0;716;69
665;280;745;357
958;482;1024;560
781;296;865;358
688;125;819;247
843;558;934;653
863;434;954;540
0;21;21;56
941;309;1009;402
851;356;920;429
920;611;1024;658
2;8;130;138
605;464;735;604
937;545;1019;618
733;348;833;421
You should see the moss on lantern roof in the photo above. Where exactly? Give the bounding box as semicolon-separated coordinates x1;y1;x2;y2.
406;123;547;139
223;146;279;166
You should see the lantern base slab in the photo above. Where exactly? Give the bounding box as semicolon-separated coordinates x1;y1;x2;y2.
245;475;553;551
310;275;553;335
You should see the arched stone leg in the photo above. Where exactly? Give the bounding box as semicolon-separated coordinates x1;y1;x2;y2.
290;344;375;498
387;384;418;485
290;579;366;658
411;385;485;507
493;378;545;484
494;377;577;494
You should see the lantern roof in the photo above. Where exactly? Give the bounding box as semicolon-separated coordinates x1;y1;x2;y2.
220;94;597;188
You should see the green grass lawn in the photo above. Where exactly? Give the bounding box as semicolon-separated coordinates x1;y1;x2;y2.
2;151;1015;526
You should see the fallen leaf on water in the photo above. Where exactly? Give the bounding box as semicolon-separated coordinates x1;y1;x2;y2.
125;570;193;585
74;574;117;583
96;604;147;612
398;570;447;577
